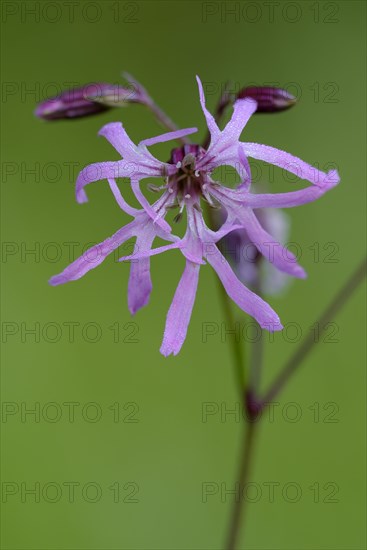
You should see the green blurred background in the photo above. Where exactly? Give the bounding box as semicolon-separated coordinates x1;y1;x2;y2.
1;1;366;548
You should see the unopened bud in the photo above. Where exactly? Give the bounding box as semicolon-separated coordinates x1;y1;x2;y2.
238;87;297;113
35;82;146;120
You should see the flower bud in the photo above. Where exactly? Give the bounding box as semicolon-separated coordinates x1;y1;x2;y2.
35;82;146;120
238;87;297;113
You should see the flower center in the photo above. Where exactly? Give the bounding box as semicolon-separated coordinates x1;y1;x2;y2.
152;145;217;223
168;144;207;200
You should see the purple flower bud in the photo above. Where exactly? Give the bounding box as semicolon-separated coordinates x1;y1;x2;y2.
238;87;297;113
35;82;146;121
35;83;111;120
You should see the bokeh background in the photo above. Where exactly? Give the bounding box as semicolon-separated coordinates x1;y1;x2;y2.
1;1;366;548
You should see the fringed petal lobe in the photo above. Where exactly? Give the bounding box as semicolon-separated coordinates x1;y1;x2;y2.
160;261;200;356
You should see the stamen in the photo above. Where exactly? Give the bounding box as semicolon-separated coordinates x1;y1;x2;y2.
185;194;191;199
147;183;165;193
202;193;221;209
202;193;214;206
176;161;182;169
200;183;216;206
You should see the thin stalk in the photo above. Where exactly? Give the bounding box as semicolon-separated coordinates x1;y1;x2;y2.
216;274;246;393
261;257;366;406
205;204;246;395
249;330;263;396
224;285;263;550
225;419;257;550
248;278;264;398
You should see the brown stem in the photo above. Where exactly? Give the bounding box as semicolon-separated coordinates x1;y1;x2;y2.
225;417;258;550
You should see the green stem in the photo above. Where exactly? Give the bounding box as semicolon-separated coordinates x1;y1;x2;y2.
249;331;263;396
248;279;264;398
216;275;246;394
205;199;246;395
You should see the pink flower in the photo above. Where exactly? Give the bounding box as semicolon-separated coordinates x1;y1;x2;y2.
50;76;340;356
